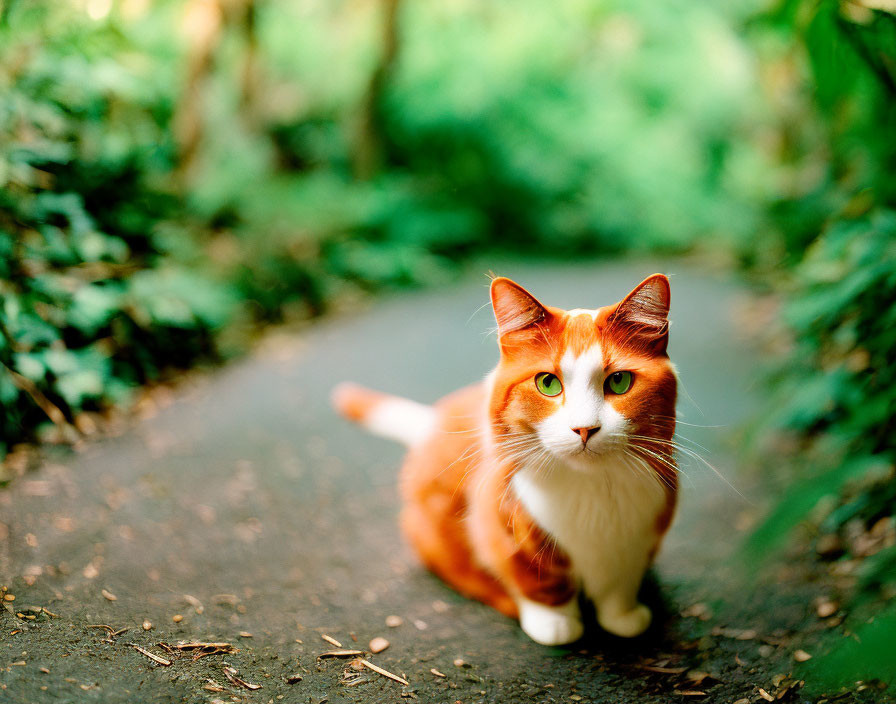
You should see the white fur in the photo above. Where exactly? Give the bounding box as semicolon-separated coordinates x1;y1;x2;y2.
566;308;600;320
517;596;584;646
535;346;629;463
364;398;436;447
513;343;666;638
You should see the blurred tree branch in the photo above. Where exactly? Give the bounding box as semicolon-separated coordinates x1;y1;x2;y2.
173;0;225;183
238;0;261;127
354;0;402;180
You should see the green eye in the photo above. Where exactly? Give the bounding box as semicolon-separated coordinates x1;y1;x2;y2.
606;371;633;395
534;372;563;397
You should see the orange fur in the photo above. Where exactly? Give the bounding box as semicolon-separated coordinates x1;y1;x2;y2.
333;275;678;640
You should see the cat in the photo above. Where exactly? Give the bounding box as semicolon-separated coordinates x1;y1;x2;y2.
331;274;677;646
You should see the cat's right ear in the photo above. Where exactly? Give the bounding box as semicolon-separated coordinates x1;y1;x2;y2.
490;277;549;337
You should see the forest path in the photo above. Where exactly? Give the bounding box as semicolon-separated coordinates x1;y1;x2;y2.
1;260;802;704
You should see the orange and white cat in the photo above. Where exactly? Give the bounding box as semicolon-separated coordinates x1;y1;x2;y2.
332;275;677;646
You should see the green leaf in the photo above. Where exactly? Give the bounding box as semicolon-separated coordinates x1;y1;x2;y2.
55;369;103;406
13;352;45;381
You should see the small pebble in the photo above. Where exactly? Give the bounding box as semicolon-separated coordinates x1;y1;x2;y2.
385;615;403;628
369;637;390;654
794;649;812;662
239;632;253;638
816;600;838;618
142;621;152;631
172;614;183;623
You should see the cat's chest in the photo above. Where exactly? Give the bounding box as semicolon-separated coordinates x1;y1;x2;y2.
511;459;666;568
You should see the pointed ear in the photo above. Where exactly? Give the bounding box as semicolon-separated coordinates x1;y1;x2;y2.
611;274;671;342
490;277;548;336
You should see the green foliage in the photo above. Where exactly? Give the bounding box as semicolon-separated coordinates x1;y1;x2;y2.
746;0;896;557
743;6;896;684
381;0;764;252
800;603;896;694
0;2;235;452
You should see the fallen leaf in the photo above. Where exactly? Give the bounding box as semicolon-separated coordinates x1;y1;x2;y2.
286;673;303;684
681;603;712;620
184;595;204;614
204;679;226;693
318;650;365;659
636;664;687;675
222;665;262;690
101;589;117;602
794;649;812;662
431;668;446;678
322;634;342;647
685;671;713;685
129;644;171;667
359;658;409;686
758;687;774;701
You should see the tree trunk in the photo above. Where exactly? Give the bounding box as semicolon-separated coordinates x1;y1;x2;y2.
172;0;225;183
353;0;401;181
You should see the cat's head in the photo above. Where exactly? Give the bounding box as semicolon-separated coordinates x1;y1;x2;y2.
488;275;677;472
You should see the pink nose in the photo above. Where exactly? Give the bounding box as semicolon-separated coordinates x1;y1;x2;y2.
571;426;600;444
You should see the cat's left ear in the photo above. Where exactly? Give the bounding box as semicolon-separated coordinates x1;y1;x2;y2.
490;277;550;337
611;274;671;350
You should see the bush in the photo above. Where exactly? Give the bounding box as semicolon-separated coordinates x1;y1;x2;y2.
0;3;234;461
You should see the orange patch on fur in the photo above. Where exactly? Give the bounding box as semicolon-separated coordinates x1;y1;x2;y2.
333;274;678;628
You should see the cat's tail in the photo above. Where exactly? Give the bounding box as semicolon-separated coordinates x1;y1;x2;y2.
331;382;437;447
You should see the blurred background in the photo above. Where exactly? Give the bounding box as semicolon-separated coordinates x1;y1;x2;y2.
1;0;894;691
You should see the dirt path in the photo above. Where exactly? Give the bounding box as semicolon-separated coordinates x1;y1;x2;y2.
0;260;861;703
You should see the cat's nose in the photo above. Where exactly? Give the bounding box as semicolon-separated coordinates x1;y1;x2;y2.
571;426;600;444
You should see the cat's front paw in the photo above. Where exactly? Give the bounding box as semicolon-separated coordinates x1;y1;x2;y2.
598;602;652;638
518;597;584;646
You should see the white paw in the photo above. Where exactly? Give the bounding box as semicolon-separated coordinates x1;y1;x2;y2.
598;603;652;638
518;597;584;646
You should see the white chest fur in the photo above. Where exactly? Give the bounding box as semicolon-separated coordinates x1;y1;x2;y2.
511;455;667;602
